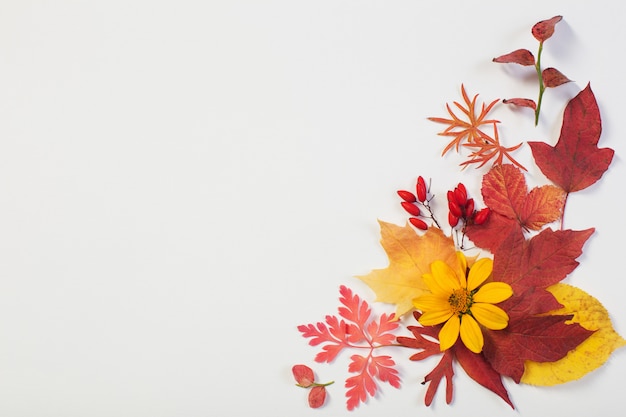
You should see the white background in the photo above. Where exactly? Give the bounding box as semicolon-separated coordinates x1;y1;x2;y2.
1;1;625;416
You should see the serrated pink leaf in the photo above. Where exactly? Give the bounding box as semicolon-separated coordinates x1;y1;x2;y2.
493;48;535;66
502;98;537;110
532;15;563;42
543;67;571;88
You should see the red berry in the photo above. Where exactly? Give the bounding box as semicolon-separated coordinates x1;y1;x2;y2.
464;198;475;217
474;208;491;225
448;212;459;227
409;217;428;230
397;190;417;203
454;184;467;205
401;201;420;216
447;190;455;202
448;200;462;218
416;176;427;202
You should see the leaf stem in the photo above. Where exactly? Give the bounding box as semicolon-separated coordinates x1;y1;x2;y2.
296;380;335;388
534;41;545;126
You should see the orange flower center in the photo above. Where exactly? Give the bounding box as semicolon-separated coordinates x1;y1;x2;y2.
448;288;473;315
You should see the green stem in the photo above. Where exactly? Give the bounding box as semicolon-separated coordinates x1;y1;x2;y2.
534;41;545;126
296;380;335;388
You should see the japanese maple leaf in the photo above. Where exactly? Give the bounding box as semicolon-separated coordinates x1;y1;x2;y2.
358;221;460;317
529;84;614;193
298;286;401;410
481;164;566;232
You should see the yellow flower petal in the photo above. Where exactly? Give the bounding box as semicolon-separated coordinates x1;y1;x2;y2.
471;303;509;330
439;315;460;351
430;260;461;293
456;252;468;288
467;258;493;291
473;282;513;304
459;314;484;353
419;309;454;326
413;294;449;312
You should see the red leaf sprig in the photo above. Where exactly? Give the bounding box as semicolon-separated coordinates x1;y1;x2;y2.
494;16;570;125
297;285;401;410
292;364;334;408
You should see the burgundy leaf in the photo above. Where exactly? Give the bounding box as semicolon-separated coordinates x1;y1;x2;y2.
502;98;537;110
532;16;563;42
493;48;535;66
543;67;571;88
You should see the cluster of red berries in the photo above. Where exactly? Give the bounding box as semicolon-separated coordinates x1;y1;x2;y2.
397;177;490;231
397;176;429;230
447;183;490;227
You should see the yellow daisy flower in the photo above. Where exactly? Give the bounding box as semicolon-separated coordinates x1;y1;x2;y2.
413;252;513;353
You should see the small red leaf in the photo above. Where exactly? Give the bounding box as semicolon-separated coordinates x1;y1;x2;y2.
543;67;571;88
308;386;327;408
532;15;563;42
292;364;315;387
502;98;537;110
493;49;535;66
423;350;454;406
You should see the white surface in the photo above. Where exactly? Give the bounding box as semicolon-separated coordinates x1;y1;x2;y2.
1;1;625;416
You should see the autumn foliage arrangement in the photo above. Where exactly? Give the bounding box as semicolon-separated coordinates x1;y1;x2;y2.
293;16;624;411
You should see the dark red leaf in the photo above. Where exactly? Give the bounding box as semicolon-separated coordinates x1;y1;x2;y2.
492;227;594;293
502;98;537;110
542;67;571;88
529;84;614;192
397;312;441;361
499;287;563;319
454;343;514;408
483;315;594;382
308;386;327;408
493;48;535;66
292;364;315;387
465;212;523;252
532;16;563;42
422;350;454;406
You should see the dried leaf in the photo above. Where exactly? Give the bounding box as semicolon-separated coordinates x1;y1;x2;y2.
397;311;441;361
308;386;327;408
532;15;563;42
292;364;315;387
465;212;523;252
493;48;535;66
542;67;571;88
481;164;566;231
422;350;454;406
529;84;614;192
522;284;626;385
502;98;537;110
358;221;460;317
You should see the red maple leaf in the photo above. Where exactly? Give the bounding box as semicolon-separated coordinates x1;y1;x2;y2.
465;211;523;252
298;286;401;410
528;84;614;193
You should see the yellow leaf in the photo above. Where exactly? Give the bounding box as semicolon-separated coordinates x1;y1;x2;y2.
357;221;460;318
521;283;626;386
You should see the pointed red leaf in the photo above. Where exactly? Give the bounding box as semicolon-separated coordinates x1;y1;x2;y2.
529;84;614;192
502;98;537;110
499;287;563;319
493;48;535;66
292;364;315;387
532;15;563;42
483;315;593;382
542;67;571;88
308;386;327;408
492;227;594;293
454;344;514;408
397;311;442;361
465;212;522;252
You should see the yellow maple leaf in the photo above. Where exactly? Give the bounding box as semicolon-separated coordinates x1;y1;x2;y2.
357;221;460;318
521;283;626;386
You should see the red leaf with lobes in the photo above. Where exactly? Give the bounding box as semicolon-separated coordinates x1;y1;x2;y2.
465;212;522;252
454;343;513;408
308;386;327;408
482;314;594;383
542;67;571;88
532;15;562;42
529;84;614;192
503;98;537;110
292;364;315;387
422;350;454;406
493;48;535;66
